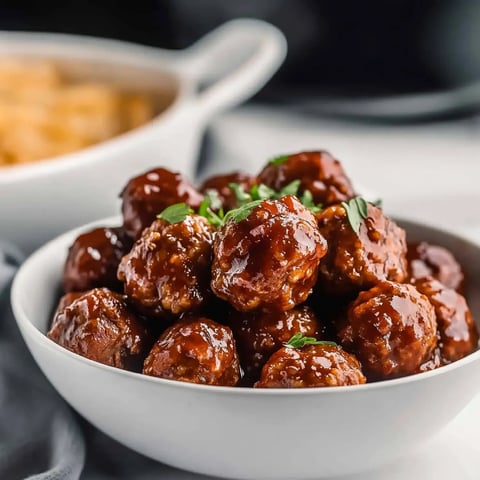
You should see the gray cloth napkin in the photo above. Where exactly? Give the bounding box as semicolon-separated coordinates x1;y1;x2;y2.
0;245;209;479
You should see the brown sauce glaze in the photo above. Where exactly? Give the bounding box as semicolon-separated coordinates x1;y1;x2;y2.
407;241;465;293
143;316;240;386
415;278;478;364
339;281;437;380
118;215;215;319
316;204;407;296
211;195;327;312
255;344;366;388
63;226;131;293
48;288;153;371
257;151;355;206
121;168;203;240
229;305;322;386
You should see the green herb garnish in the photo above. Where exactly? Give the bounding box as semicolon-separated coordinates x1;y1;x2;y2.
284;333;337;349
277;179;301;197
372;198;383;208
269;154;289;166
203;189;223;211
223;199;263;224
301;190;322;214
228;182;251;206
250;183;275;201
157;203;194;224
198;197;224;228
341;197;369;234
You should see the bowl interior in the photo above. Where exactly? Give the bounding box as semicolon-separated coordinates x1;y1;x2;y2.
16;216;480;341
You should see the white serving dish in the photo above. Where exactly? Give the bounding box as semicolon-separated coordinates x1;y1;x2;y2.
10;216;480;479
0;19;286;253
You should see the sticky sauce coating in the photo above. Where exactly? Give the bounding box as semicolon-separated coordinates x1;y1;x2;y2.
211;195;327;312
255;344;366;388
407;241;465;293
317;203;407;296
258;151;356;206
63;226;131;293
339;281;437;380
143;317;241;386
118;216;215;318
121;167;203;240
229;305;322;385
48;288;152;371
415;278;478;364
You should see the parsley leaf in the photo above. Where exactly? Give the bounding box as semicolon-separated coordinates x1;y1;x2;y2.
269;154;289;166
300;190;323;214
341;197;369;234
250;183;276;201
277;179;301;197
157;203;194;224
198;196;224;228
223;200;263;224
228;183;251;206
284;333;337;349
203;189;223;211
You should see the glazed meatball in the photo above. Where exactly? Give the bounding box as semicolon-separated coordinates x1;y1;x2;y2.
200;171;255;211
257;151;355;206
48;288;152;371
338;281;437;380
54;291;85;313
143;317;240;386
316;203;407;296
415;278;478;364
121;167;203;240
63;227;131;293
229;305;322;385
211;195;327;312
407;242;464;293
118;215;215;318
255;344;366;388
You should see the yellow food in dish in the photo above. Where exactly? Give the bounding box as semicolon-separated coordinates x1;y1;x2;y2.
0;59;156;167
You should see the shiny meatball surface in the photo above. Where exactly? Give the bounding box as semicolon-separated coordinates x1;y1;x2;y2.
317;204;407;296
48;288;152;371
415;278;478;364
339;281;437;380
255;344;366;388
143;317;240;386
200;171;255;211
229;305;322;385
63;227;131;293
407;242;464;293
118;216;215;318
257;151;355;206
121;167;203;240
211;195;327;312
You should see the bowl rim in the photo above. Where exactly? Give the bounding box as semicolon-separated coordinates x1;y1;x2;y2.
11;214;480;396
0;31;189;183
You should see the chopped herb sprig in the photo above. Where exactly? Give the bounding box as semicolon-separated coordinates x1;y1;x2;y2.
269;154;289;166
341;197;369;234
229;180;322;214
157;203;194;224
284;333;337;349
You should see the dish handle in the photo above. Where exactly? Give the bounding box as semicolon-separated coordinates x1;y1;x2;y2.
174;18;287;123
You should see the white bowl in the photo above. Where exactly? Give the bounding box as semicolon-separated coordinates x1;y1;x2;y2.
11;216;480;480
0;19;286;253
